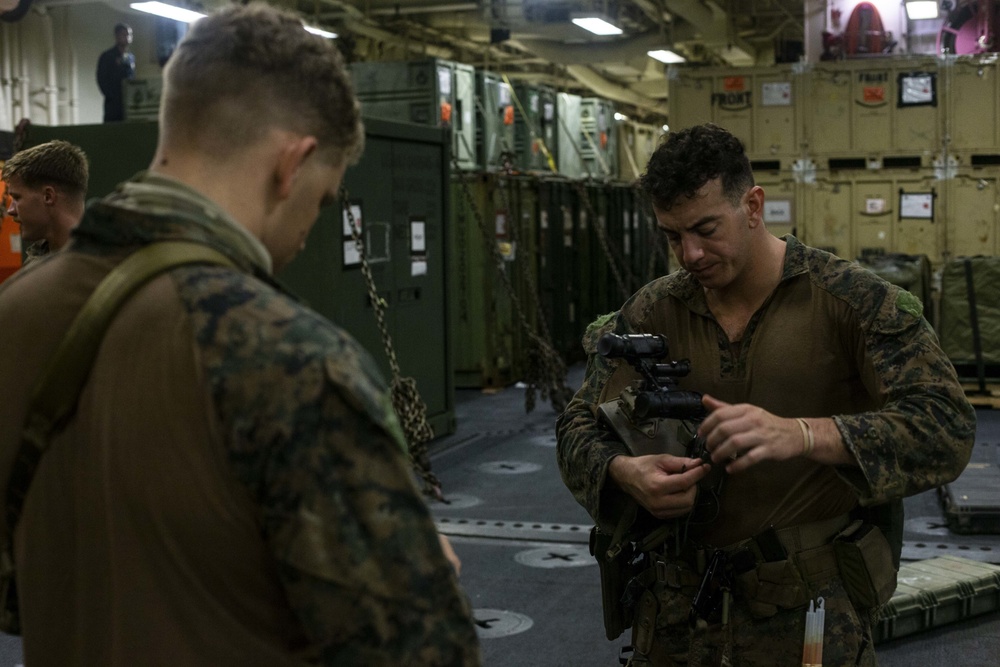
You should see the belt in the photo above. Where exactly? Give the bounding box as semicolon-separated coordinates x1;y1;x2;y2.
641;513;851;589
721;514;850;584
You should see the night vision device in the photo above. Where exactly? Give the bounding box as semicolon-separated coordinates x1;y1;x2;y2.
596;332;710;463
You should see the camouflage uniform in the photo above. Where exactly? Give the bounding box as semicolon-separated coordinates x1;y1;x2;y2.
0;172;481;666
557;236;976;666
21;239;50;267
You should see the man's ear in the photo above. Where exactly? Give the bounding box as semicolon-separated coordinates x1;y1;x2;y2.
42;185;58;206
745;185;765;228
273;135;319;201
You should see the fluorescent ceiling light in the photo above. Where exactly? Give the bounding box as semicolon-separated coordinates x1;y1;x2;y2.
305;25;338;39
904;0;939;19
614;112;628;121
130;2;205;23
130;2;336;37
571;17;623;36
662;124;669;132
648;49;686;64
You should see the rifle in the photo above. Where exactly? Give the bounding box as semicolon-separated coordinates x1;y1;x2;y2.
591;332;726;640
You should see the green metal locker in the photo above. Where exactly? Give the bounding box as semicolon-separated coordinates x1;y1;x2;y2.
25;118;457;438
475;71;516;171
350;59;477;170
513;82;557;173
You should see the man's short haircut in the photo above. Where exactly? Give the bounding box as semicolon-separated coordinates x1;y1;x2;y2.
161;2;364;166
114;23;131;35
639;123;754;211
1;140;89;198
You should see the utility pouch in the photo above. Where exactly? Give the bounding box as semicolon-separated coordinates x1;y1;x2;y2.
596;398;688;458
591;526;637;641
833;520;898;610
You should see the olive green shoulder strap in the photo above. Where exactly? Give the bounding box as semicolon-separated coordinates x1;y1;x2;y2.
5;241;235;537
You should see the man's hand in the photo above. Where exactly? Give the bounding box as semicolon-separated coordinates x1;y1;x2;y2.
437;533;462;577
699;395;853;473
608;454;709;519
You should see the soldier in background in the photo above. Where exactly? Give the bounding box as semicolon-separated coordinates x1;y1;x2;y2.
96;22;136;122
0;4;479;665
557;123;975;666
1;140;88;265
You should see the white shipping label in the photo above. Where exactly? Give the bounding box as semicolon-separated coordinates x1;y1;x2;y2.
761;82;792;106
342;204;362;237
865;198;886;215
764;200;792;223
900;75;933;105
437;67;452;96
343;240;361;266
411;258;428;276
9;233;21;253
411;220;426;253
900;193;934;219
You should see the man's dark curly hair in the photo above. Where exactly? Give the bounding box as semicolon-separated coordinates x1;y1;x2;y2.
639;123;754;212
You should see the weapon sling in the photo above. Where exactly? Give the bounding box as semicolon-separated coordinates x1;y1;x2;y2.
0;241;235;634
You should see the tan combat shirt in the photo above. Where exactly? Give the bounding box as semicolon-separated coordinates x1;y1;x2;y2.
558;236;976;547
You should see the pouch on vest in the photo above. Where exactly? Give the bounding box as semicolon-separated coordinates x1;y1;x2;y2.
591;525;636;641
597;394;690;458
833;520;898;609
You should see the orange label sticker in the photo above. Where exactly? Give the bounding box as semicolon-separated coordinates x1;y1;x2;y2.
724;77;746;92
440;101;452;124
863;86;885;103
503;105;515;125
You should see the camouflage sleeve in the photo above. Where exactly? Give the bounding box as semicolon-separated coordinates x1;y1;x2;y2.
555;312;635;531
187;271;480;666
833;286;976;503
263;378;481;667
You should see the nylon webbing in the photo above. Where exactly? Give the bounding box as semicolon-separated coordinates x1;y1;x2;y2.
963;258;986;393
5;242;235;539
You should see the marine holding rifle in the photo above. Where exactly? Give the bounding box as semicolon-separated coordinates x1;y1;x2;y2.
556;123;976;666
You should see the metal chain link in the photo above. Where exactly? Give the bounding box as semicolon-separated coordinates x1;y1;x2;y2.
493;168;555;349
574;179;633;303
632;183;672;284
341;188;442;500
453;159;573;413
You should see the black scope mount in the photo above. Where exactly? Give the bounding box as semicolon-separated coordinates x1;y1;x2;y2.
597;332;706;422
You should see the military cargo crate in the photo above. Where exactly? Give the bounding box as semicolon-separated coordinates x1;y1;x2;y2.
940;461;1000;535
938;256;1000;376
874;556;1000;643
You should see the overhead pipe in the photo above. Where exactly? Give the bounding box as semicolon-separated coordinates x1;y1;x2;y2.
13;22;29;122
663;0;757;64
68;41;78;124
368;2;477;15
1;23;12;130
564;64;669;116
58;4;77;124
515;31;669;64
38;6;59;125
